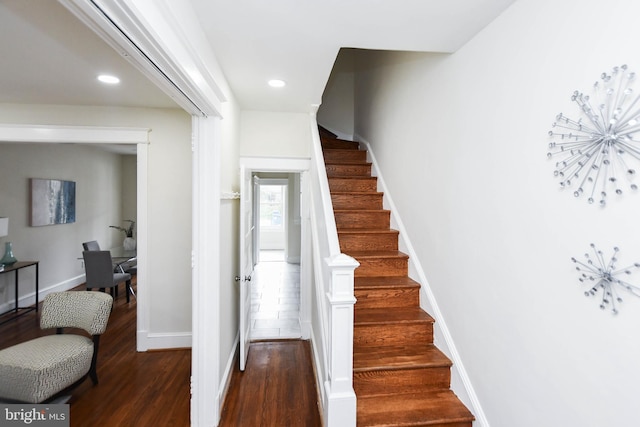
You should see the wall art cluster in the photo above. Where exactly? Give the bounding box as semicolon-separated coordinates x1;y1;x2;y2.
549;65;640;314
548;64;640;206
572;244;640;315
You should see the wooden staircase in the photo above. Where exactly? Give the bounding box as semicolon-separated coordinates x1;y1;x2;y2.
320;128;475;427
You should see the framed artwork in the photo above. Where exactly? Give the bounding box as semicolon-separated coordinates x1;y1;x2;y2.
30;178;76;226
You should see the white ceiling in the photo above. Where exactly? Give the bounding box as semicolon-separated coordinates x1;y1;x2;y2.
0;0;516;114
0;0;177;109
191;0;517;112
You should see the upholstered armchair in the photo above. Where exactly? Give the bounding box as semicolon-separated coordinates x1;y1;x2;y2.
0;291;113;403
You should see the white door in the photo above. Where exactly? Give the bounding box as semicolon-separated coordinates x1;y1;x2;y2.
239;165;254;371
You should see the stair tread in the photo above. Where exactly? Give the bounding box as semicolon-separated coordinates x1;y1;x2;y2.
355;307;434;325
339;229;399;235
328;176;376;180
347;250;409;259
357;390;475;426
354;276;421;289
354;344;452;371
334;209;389;214
331;191;382;195
325;160;371;165
323;147;362;152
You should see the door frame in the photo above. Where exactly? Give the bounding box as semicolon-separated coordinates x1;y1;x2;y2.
254;177;289;262
239;157;311;340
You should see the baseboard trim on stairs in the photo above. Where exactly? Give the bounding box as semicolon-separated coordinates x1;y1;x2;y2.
356;133;490;427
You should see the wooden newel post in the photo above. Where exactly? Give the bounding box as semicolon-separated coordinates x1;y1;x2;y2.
324;253;359;427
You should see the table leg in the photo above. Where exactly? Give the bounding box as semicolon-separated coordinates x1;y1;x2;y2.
14;269;19;313
35;263;39;312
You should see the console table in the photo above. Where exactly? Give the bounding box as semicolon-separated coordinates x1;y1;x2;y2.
0;261;39;325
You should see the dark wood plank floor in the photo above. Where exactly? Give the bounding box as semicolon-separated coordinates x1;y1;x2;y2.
1;285;322;427
0;283;191;427
219;340;322;427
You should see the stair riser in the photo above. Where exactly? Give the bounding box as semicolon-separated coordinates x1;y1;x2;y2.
321;139;359;150
326;163;371;177
354;367;451;397
355;287;419;309
335;211;390;229
354;322;433;347
329;178;378;192
353;257;408;277
323;150;367;163
331;194;383;210
339;233;398;252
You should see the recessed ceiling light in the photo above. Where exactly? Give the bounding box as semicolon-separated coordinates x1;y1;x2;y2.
268;79;286;88
98;74;120;84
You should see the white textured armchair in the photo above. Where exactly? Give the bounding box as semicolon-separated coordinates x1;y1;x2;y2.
0;291;113;403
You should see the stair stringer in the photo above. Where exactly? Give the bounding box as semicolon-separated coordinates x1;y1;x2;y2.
356;134;490;427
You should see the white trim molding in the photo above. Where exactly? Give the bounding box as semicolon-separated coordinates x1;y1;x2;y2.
59;0;225;117
239;156;311;172
192;115;222;427
0;123;151;358
0;124;150;144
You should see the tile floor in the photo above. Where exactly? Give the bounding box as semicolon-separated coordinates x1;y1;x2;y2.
250;250;301;339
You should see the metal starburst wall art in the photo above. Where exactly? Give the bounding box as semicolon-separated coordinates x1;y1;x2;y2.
548;65;640;206
571;244;640;314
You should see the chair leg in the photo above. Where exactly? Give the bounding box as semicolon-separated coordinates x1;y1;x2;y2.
126;279;131;303
89;336;101;385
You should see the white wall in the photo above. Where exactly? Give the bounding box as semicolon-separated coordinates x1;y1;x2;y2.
350;0;640;426
219;99;241;389
0;103;192;339
240;111;311;158
318;48;356;140
0;143;123;309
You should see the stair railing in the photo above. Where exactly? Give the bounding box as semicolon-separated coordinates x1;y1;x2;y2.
308;108;359;427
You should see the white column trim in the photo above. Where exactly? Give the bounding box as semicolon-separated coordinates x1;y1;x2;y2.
135;142;150;351
191;115;221;427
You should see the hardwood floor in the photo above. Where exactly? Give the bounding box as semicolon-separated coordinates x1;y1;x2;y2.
1;284;322;427
219;340;322;427
0;283;191;427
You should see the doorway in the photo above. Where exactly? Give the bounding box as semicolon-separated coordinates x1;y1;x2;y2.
250;173;301;339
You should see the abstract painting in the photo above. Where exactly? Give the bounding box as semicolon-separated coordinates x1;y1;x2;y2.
30;178;76;226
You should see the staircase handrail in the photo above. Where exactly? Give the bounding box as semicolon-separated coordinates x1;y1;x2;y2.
308;108;358;426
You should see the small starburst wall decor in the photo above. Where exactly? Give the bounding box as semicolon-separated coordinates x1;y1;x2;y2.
571;244;640;314
548;65;640;206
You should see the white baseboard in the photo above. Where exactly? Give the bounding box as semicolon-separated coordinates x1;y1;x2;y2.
137;331;192;351
308;326;327;410
300;319;312;340
218;332;239;406
0;274;85;315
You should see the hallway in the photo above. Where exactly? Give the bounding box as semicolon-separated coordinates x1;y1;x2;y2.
250;250;301;339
